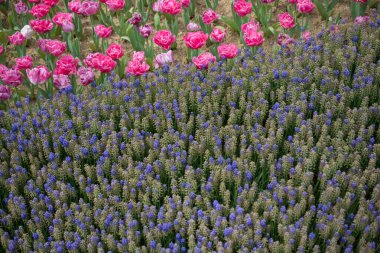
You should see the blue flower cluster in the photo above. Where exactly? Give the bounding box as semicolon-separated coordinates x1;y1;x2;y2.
1;16;380;252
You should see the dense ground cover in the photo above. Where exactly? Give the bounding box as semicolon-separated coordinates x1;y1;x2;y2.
0;12;380;252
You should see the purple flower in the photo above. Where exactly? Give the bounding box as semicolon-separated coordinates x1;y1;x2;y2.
139;24;153;38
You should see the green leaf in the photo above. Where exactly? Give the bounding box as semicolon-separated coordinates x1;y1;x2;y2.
220;16;240;32
154;13;161;30
0;5;7;16
268;26;276;35
329;0;341;10
312;0;328;20
121;36;131;42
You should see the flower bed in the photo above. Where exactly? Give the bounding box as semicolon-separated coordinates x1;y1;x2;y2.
0;0;378;105
0;16;380;251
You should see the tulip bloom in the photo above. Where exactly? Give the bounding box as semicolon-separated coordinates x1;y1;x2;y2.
106;0;125;11
296;0;315;14
244;29;264;47
0;85;11;101
106;43;124;60
26;66;52;85
1;69;23;87
154;50;174;68
217;43;239;59
278;12;295;29
210;28;226;43
202;9;220;25
77;67;95;86
53;74;71;89
139;25;153;38
233;0;252;17
187;22;201;32
183;31;208;49
55;55;79;75
94;25;112;38
161;0;182;15
8;32;26;46
192;52;216;69
153;30;176;50
30;19;54;34
20;25;35;39
79;0;99;16
15;1;29;14
29;4;51;19
15;56;33;70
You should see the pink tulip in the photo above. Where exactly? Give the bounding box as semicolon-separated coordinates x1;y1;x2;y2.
83;53;117;73
217;43;238;59
8;32;26;46
106;43;124;60
94;25;112;38
42;0;59;6
186;22;201;32
106;0;125;11
55;55;79;75
126;51;150;76
302;30;311;41
210;27;226;43
183;31;208;50
192;52;216;69
181;0;190;8
15;56;33;70
233;0;252;17
83;53;103;68
241;20;261;33
53;74;71;89
152;0;165;12
354;16;370;25
68;0;82;14
1;69;23;87
244;29;264;47
0;85;11;101
126;60;150;76
132;51;146;62
161;0;182;15
30;19;54;34
0;45;4;56
38;39;66;57
15;1;29;14
79;0;99;16
202;9;220;25
153;30;176;50
278;12;295;29
62;20;75;33
154;50;174;68
26;66;52;85
53;13;73;26
77;66;95;86
0;64;8;78
296;0;315;14
29;4;51;19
